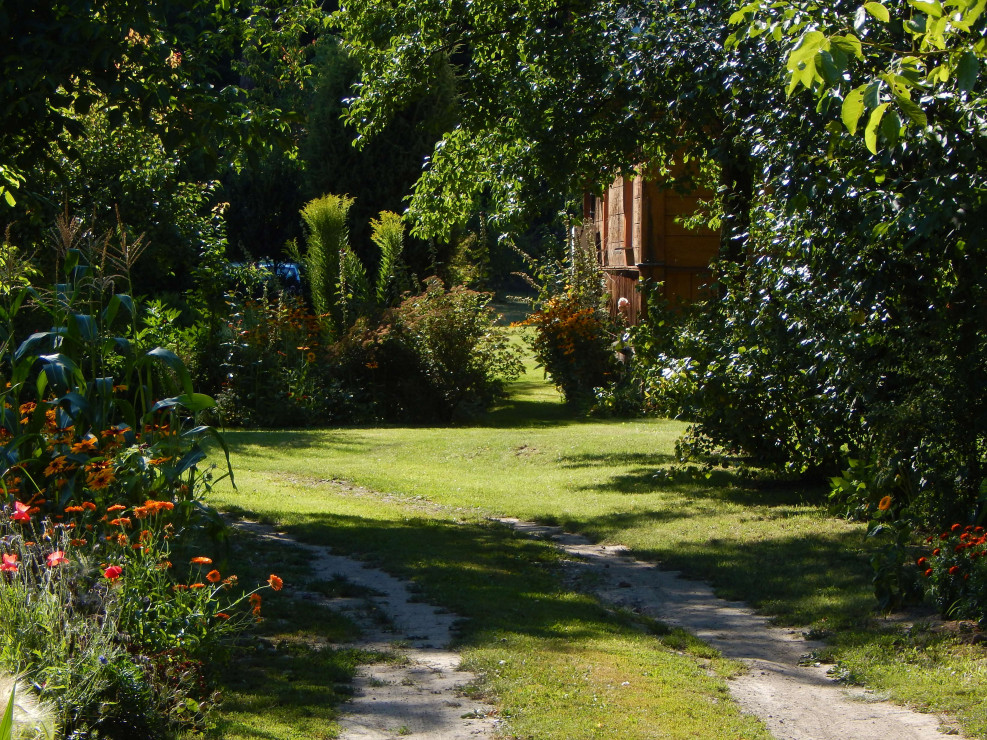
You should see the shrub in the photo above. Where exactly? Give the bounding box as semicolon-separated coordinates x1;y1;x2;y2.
523;291;620;406
920;524;987;623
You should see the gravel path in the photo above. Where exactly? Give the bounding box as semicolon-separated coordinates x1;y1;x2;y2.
232;510;969;740
496;517;968;740
234;521;497;740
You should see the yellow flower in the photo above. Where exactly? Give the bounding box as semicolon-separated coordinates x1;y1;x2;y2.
878;495;893;511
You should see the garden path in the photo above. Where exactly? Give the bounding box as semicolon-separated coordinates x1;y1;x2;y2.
234;520;497;740
497;517;968;740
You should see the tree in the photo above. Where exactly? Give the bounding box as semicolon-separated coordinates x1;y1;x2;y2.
336;0;776;246
0;0;328;208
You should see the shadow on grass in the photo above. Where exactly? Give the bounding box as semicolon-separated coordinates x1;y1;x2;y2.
562;451;829;507
567;512;875;627
208;530;364;739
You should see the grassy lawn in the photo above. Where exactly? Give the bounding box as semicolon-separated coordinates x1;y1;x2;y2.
205;333;987;739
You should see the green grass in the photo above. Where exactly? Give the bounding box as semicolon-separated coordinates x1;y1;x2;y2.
205;332;987;739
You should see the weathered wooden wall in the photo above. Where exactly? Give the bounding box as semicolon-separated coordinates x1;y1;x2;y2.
585;175;720;323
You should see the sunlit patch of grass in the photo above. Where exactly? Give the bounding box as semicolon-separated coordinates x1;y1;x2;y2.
205;333;987;739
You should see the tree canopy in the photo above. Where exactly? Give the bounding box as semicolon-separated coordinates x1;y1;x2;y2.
0;0;328;207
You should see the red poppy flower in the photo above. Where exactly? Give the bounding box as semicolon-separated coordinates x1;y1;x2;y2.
11;501;31;522
46;550;68;567
104;565;123;580
1;553;18;572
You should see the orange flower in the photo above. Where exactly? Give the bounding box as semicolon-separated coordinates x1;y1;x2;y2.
106;504;127;513
268;574;283;591
70;538;87;546
214;612;230;620
44;456;75;477
63;505;85;514
116;533;128;546
206;569;221;583
156;560;172;570
191;556;212;565
109;517;132;528
70;437;99;454
86;466;115;490
82;502;97;511
190;582;206;589
877;495;892;511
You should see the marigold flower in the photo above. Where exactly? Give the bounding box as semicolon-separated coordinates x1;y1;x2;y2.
106;504;126;513
933;548;941;556
1;553;18;572
191;556;212;565
249;593;262;606
924;568;933;577
206;569;221;583
949;565;960;575
116;533;128;546
951;523;963;533
268;574;283;591
104;565;123;580
70;538;87;547
916;557;928;567
190;582;206;589
156;560;172;570
214;612;230;620
109;517;132;528
133;506;150;519
46;550;68;567
82;501;97;511
63;505;85;514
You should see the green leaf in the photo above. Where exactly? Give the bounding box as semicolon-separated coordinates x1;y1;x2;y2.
842;84;868;134
893;92;928;127
0;686;14;739
908;0;943;17
2;189;14;207
831;33;864;60
863;2;891;21
146;347;194;396
956;50;980;92
865;102;890;153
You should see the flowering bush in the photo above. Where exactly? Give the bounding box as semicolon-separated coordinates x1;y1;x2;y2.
221;278;522;424
522;291;620;405
331;279;523;421
920;524;987;622
217;293;342;426
0;230;280;737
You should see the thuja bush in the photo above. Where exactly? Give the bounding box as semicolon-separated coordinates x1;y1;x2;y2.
0;224;281;737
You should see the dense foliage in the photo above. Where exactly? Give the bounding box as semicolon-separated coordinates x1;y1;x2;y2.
0;236;279;737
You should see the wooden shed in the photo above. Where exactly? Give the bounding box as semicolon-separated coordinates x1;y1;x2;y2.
583;174;721;324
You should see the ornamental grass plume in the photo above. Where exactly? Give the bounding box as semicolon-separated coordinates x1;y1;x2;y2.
0;673;59;740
